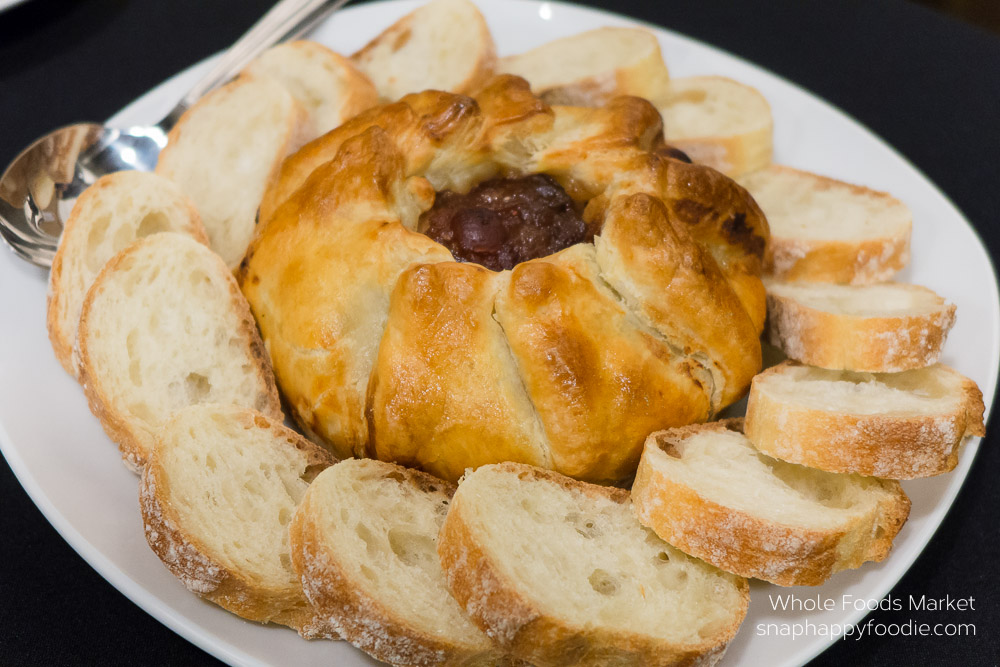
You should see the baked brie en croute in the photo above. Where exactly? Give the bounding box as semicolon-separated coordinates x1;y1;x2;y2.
239;75;769;483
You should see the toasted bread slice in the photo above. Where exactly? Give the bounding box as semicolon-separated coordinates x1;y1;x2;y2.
351;0;496;101
47;171;207;377
498;27;670;107
290;458;501;665
77;233;282;470
632;420;910;587
739;165;912;284
658;76;772;178
242;40;378;138
140;404;336;634
438;462;749;667
765;280;956;372
155;75;308;268
745;362;985;478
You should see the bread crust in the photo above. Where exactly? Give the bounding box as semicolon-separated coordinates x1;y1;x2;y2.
290;462;503;665
741;165;911;284
661;76;774;178
77;233;282;471
670;132;772;181
765;283;956;372
438;462;749;666
139;407;335;633
46;171;208;377
744;362;986;478
241;40;379;139
769;235;910;285
156;75;310;269
243;76;767;483
631;420;911;587
498;27;671;108
351;0;497;102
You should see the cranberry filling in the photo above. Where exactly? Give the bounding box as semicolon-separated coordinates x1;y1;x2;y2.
418;174;591;271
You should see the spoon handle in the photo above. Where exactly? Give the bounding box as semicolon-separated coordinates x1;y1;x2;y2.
160;0;351;130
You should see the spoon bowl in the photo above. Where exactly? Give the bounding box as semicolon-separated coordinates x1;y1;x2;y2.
0;123;167;267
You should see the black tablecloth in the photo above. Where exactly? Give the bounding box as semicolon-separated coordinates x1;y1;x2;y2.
1;0;997;664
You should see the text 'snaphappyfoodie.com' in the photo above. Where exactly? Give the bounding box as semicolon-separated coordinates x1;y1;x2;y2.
755;594;978;641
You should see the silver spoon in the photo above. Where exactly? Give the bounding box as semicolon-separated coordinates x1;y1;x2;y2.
0;0;349;268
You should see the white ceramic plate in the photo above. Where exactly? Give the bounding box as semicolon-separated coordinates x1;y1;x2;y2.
1;1;996;665
0;0;29;13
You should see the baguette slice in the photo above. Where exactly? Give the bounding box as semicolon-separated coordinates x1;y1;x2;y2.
658;76;773;178
155;75;308;268
632;420;910;586
498;27;670;107
739;165;912;284
47;171;207;377
351;0;497;102
242;40;378;138
766;280;956;372
745;361;985;478
140;404;336;634
290;458;503;665
438;462;749;667
77;232;283;470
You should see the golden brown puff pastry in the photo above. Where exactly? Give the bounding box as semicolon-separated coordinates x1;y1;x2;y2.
241;75;768;482
495;244;714;482
242;130;453;458
368;262;552;482
594;193;761;408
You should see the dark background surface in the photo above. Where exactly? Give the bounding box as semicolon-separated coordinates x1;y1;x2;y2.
1;0;998;664
915;0;1000;34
